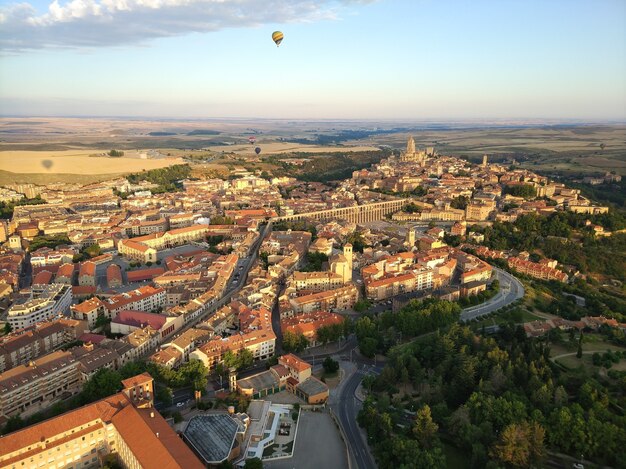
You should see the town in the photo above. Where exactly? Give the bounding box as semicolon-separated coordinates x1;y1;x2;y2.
0;137;624;469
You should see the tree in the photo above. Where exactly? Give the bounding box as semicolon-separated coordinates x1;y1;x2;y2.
412;405;439;448
577;333;583;358
244;457;263;469
323;357;339;374
237;348;254;370
3;322;12;334
79;368;122;404
490;421;545;468
282;331;308;353
450;195;470;210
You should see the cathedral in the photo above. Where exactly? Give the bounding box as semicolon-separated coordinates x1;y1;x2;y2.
399;136;432;165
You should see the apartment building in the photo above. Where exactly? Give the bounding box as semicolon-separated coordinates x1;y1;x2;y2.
7;284;72;330
0;318;86;372
103;286;166;317
71;297;108;330
508;257;568;283
288;284;359;315
291;271;344;292
0;351;81;420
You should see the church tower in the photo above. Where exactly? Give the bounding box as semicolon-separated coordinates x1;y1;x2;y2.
343;243;353;270
406;136;416;154
482;154;488;167
406;227;415;247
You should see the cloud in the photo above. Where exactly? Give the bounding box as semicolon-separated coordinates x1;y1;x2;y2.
0;0;362;52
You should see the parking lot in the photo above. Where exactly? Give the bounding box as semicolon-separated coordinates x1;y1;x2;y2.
264;410;348;469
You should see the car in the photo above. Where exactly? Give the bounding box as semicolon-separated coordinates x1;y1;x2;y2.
176;402;185;407
572;465;584;469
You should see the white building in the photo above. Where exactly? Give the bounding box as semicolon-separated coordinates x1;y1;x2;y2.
7;284;72;330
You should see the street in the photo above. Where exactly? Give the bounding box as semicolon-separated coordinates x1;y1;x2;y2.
460;268;525;321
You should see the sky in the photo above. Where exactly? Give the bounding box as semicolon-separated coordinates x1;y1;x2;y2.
0;0;625;120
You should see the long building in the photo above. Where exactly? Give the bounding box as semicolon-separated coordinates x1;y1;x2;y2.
118;224;210;262
0;350;81;420
6;284;72;330
0;373;205;469
103;285;166;317
0;318;86;372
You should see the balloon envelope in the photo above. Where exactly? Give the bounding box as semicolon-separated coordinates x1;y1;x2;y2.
41;159;53;170
272;31;284;47
255;147;262;155
248;136;256;144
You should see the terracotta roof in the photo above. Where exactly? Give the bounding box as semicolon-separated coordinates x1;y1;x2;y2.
279;353;311;373
127;267;165;282
79;261;96;277
112;310;167;330
56;263;75;278
32;270;53;285
112;405;205;469
120;372;153;389
72;297;104;314
106;264;122;282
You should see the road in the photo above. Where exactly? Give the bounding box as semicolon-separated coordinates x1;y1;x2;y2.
460;268;524;322
157;221;272;347
332;365;377;469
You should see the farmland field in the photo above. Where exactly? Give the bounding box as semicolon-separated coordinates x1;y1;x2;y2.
0;150;185;174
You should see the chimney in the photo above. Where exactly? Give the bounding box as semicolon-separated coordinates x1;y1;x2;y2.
150;412;154;418
156;432;159;438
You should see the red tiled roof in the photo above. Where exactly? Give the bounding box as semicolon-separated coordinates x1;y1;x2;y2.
112;310;167;330
127;267;165;282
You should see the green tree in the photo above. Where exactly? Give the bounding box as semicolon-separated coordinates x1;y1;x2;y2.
412;405;439;448
323;357;340;374
244;457;263;469
282;331;308;353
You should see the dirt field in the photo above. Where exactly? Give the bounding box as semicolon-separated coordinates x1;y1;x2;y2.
0;150;185;174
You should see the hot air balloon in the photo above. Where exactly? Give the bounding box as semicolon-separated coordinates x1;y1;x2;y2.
41;159;53;170
248;136;256;144
272;31;284;47
255;147;262;155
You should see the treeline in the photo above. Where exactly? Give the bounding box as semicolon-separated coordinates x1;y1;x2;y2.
272;220;317;238
28;234;71;251
502;184;537;198
126;164;191;192
300;251;328;272
0;195;46;219
359;324;626;468
370;186;428;197
471;212;626;280
355;299;461;357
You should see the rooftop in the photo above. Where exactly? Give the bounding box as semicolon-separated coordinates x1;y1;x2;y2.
183;413;241;464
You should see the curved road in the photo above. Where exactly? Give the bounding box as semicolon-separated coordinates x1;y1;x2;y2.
460;268;524;322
